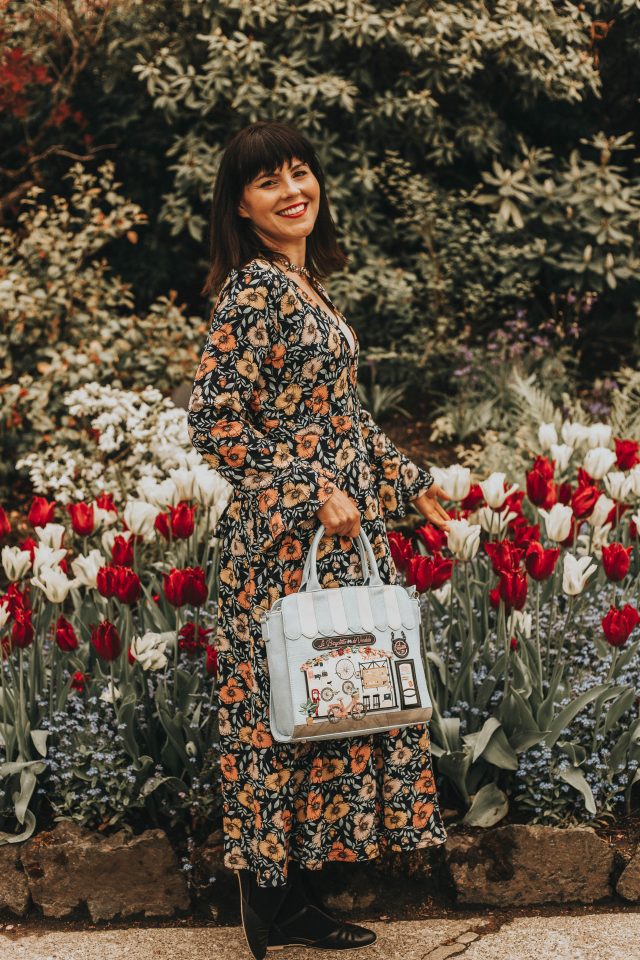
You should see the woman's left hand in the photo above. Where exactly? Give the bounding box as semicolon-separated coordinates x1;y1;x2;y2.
410;483;452;532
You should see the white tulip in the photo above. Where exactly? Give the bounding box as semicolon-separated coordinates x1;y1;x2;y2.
2;546;32;581
0;599;10;629
631;512;640;535
509;609;532;639
538;422;558;450
446;518;481;561
34;523;66;549
583;447;617;480
561;420;589;448
586;422;612;449
562;552;597;596
538;503;573;542
587;493;614;528
475;506;517;537
94;506;118;530
100;684;122;704
168;468;197;502
576;523;611;560
192;465;231;508
549;443;573;472
434;464;471;502
625;466;640;498
31;567;74;603
479;472;519;510
131;631;169;671
136;476;178;508
32;544;67;578
603;471;628;501
123;500;161;540
71;549;105;589
433;582;451;605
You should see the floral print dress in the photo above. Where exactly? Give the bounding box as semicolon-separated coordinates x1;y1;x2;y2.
187;257;447;887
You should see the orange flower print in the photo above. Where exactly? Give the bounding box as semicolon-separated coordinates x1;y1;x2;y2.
251;721;273;749
258;832;286;862
324;795;350;823
294;431;320;459
219;677;245;704
195;355;217;380
211;420;244;439
306;384;330;417
281;480;313;511
378;482;399;516
305;791;324;821
265;342;286;369
349;742;371;775
221;754;239;782
274;382;303;416
236;285;268;310
264;769;291;792
210;323;237;353
219;442;248;470
327;842;357;862
384;808;408;830
353;812;374;842
224;817;243;840
415;769;435;795
277;534;303;565
412;800;435;829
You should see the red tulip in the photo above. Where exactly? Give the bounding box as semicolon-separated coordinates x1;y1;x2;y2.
484;540;524;576
179;621;213;654
414;523;446;556
511;518;540;548
0;507;11;539
601;542;633;582
510;636;518;651
67;502;95;536
498;571;528;612
127;646;136;665
4;582;28;616
460;484;485;512
405;554;452;591
20;537;37;561
602;603;640;647
525;542;560;581
111;535;134;567
55;615;79;652
526;469;555;508
90;620;121;661
557;481;573;505
11;607;34;649
71;670;88;693
387;531;414;571
154;511;171;540
615;438;640;471
489;586;500;609
163;567;208;607
571;484;600;519
28;496;56;527
95;492;118;514
114;566;141;604
631;518;638;540
606;501;629;530
205;644;218;676
171;501;196;539
96;564;118;598
531;455;555;481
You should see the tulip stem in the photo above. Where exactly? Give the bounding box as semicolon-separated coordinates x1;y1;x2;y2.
591;647;619;753
535;580;542;693
173;608;182;704
444;572;454;710
544;567;558;678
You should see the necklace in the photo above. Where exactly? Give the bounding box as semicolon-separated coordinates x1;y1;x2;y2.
272;252;313;281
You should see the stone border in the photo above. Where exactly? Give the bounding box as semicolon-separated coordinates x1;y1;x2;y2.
0;821;638;921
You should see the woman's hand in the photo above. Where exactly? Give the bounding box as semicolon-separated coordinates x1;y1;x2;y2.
410;483;452;532
316;486;361;538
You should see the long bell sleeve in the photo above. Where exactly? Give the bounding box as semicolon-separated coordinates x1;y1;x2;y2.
187;263;337;549
358;403;434;522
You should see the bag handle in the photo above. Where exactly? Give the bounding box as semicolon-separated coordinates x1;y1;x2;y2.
298;523;383;593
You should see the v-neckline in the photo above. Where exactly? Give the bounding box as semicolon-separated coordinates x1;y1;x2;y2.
269;262;358;360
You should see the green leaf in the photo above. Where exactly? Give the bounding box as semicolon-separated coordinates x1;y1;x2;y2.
556;767;596;815
462;783;509;828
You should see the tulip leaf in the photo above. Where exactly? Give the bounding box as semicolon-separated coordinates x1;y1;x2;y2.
437;749;472;806
544;683;610;747
462;782;509;828
0;809;36;844
556;766;596;815
424;651;446;685
480;727;519;771
603;686;636;735
470;716;501;763
30;729;48;757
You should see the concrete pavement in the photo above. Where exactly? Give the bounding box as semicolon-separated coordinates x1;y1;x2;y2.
0;912;640;960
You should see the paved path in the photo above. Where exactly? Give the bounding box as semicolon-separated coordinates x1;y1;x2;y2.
1;913;640;960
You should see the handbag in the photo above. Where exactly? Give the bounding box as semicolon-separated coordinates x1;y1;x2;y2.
260;523;433;743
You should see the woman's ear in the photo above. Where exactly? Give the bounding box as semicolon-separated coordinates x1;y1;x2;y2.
237;202;250;219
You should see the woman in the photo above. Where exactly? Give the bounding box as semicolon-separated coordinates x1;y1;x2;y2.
187;120;451;959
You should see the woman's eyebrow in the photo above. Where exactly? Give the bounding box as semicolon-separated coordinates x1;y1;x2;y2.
255;161;307;182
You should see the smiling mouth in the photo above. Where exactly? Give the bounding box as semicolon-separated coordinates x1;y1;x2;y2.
276;202;308;218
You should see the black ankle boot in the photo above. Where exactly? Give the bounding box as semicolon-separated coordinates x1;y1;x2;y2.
237;869;290;960
266;862;377;952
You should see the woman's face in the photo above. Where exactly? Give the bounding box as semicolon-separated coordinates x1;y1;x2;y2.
237;156;320;247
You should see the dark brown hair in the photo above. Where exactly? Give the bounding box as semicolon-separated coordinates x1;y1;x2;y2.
201;120;348;297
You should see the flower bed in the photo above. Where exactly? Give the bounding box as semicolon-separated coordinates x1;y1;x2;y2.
0;384;638;855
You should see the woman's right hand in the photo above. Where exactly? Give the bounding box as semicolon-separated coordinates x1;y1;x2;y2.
316;486;361;538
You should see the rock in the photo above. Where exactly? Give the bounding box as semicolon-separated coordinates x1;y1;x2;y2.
444;824;615;906
20;822;189;920
0;846;29;916
616;849;640;901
